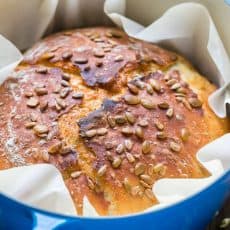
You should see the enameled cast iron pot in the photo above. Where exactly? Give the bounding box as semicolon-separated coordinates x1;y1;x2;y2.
0;170;229;230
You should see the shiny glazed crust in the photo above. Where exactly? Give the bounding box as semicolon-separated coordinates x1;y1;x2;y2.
0;27;228;216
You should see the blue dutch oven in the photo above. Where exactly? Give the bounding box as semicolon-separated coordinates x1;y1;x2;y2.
0;170;229;230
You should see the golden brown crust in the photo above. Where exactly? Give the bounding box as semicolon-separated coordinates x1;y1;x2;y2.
0;27;228;216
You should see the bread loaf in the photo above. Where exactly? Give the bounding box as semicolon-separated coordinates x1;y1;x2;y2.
0;27;228;215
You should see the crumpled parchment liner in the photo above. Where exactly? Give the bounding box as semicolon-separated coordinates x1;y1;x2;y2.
0;0;229;217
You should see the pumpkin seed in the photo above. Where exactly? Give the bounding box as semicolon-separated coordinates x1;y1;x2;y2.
141;98;156;109
142;140;152;154
124;95;140;105
125;112;136;124
127;83;139;95
169;141;181;152
134;162;146;175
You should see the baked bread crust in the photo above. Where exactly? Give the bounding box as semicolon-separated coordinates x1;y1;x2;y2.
0;27;228;215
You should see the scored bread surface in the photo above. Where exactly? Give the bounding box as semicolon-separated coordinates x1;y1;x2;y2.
0;27;228;216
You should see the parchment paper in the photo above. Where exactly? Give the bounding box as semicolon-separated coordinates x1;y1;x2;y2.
0;0;229;217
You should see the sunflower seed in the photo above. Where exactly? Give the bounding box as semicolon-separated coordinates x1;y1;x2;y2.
27;97;39;108
121;127;133;135
182;98;192;110
181;128;190;142
141;98;156;109
126;152;135;163
114;55;124;62
85;129;97;138
116;143;125;154
110;30;123;38
107;115;116;127
149;79;161;92
134;80;145;89
166;108;174;118
42;151;50;162
140;174;153;184
60;88;70;98
61;80;70;87
24;91;34;97
123;178;131;191
112;156;122;168
125;112;136;124
156;131;167;140
188;98;202;108
33;124;49;135
131;185;142;196
138;119;149;127
127;83;139;95
87;177;95;190
145;189;155;200
42;52;55;60
97;165;107;177
105;141;114;150
62;52;72;60
166;79;177;86
153;163;164;173
142;140;152;154
176;87;187;94
158;102;169;109
154;120;164;130
25;122;36;129
36;67;47;74
124;139;133;151
62;73;71;81
139;180;151;188
146;84;154;95
55;98;66;109
114;115;126;124
93;49;105;58
171;83;181;90
134;162;146;176
72;92;84;99
74;57;88;64
97;128;108;136
135;126;144;139
169;141;181;152
124;95;140;105
40;101;48;112
48;142;62;154
71;171;82;179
